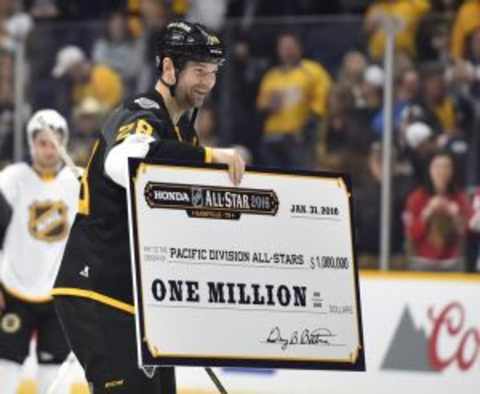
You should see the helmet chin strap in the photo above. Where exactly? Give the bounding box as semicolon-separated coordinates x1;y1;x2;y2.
159;64;200;126
158;53;189;98
159;76;177;98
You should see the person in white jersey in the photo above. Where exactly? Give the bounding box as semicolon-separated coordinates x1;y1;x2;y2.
0;109;80;394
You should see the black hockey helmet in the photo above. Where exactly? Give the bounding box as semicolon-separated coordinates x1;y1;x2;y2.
156;21;225;76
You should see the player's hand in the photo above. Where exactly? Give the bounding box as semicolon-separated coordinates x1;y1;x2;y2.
210;148;246;186
0;289;5;311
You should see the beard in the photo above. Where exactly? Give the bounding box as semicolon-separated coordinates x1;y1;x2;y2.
190;93;207;107
176;84;210;109
184;91;208;108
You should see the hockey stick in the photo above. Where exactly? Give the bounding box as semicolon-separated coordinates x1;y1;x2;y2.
45;352;79;394
205;367;229;394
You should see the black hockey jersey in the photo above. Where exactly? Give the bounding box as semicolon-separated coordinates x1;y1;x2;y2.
53;90;210;312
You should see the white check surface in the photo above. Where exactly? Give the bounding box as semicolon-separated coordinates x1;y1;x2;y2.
128;164;361;364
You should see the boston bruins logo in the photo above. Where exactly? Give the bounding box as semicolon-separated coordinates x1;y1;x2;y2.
28;201;69;242
1;313;21;333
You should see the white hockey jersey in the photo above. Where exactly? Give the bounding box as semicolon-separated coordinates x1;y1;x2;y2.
0;163;79;300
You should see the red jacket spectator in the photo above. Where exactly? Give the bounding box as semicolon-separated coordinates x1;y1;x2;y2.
404;187;472;260
403;151;473;270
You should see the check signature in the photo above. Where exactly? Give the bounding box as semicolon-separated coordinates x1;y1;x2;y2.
263;326;336;351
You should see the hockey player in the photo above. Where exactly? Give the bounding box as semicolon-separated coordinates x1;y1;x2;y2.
0;109;80;393
53;21;245;393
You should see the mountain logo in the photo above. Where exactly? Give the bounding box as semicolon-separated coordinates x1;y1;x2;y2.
381;306;438;372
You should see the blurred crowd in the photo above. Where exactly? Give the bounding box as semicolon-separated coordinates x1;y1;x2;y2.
0;0;480;272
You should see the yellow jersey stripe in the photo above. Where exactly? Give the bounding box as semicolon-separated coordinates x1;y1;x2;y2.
51;288;135;314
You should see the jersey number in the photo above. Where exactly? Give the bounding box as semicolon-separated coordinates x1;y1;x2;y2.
78;119;154;215
116;119;153;142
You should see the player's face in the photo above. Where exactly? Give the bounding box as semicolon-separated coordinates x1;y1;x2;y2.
176;61;218;108
31;129;63;170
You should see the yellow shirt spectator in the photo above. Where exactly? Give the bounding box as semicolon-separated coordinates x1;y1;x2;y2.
127;0;143;38
53;46;124;110
171;0;190;16
73;65;123;110
366;0;431;60
450;0;480;60
257;59;331;135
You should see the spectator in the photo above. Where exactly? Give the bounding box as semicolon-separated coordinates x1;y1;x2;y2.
365;0;431;61
324;85;356;155
322;84;375;164
170;0;191;18
70;97;105;166
256;31;331;170
318;65;384;174
359;65;384;111
354;142;408;269
418;62;456;133
403;150;472;271
416;0;460;63
448;27;480;99
410;63;472;185
337;51;368;107
399;90;471;186
125;0;143;38
450;0;480;60
416;18;451;64
52;45;124;111
92;10;143;95
402;121;438;183
371;67;419;136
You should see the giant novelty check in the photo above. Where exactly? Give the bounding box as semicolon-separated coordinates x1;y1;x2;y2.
127;159;365;370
